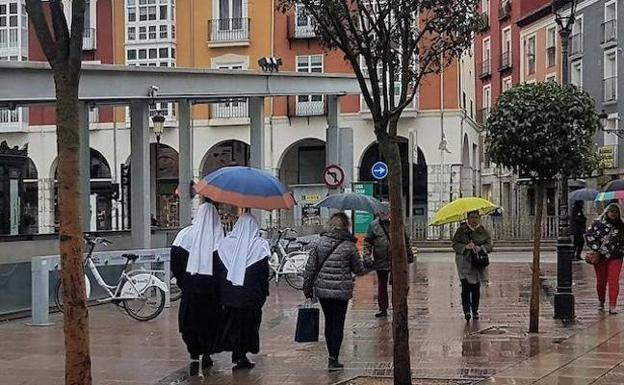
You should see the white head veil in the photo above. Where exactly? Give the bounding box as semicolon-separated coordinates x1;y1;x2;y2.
186;202;224;275
217;213;270;286
172;225;195;251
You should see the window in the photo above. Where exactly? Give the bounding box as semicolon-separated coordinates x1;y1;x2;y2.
546;188;556;216
139;26;146;40
603;1;617;43
604;49;617;101
502;76;512;91
481;0;489;14
501;27;511;68
218;0;243;23
546;25;556;68
211;63;247;119
159;5;167;19
127;49;137;60
160;25;167;39
294;2;315;37
128;27;136;41
526;35;536;75
149;48;157;58
571;61;583;89
571;17;583;55
148;25;156;39
0;1;21;50
296;55;324;115
480;85;491;124
481;37;491;76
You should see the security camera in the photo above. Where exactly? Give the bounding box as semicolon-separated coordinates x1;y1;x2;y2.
148;85;160;98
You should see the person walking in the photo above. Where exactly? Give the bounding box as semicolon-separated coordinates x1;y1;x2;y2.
303;213;365;371
216;212;271;370
452;210;493;321
362;204;414;318
170;202;224;373
571;201;587;261
585;203;624;314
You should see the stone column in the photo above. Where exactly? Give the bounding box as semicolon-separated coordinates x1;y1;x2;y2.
249;97;266;225
178;100;192;227
130;101;151;248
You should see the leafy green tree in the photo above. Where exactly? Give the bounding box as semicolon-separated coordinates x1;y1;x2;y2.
25;1;91;384
277;1;482;383
486;82;600;333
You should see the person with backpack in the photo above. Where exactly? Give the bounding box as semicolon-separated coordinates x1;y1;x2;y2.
362;203;414;318
452;210;493;322
303;213;366;371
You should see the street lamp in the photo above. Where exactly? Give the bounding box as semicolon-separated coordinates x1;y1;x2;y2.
553;0;578;320
152;111;166;226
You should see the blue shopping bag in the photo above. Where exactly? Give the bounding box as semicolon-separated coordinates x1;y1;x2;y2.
294;300;319;343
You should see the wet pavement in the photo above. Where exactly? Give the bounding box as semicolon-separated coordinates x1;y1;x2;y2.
0;252;620;385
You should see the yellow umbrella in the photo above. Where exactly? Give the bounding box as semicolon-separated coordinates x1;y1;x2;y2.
430;197;498;226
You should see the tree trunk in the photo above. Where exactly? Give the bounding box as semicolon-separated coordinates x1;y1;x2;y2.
55;72;91;385
529;184;544;334
379;135;412;385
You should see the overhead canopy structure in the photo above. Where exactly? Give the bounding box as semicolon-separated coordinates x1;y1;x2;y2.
0;62;362;106
0;62;360;249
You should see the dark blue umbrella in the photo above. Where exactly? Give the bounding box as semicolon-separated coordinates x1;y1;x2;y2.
603;179;624;192
569;188;599;201
314;193;387;214
195;167;296;210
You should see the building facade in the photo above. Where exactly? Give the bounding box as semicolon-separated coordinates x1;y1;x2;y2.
0;0;482;237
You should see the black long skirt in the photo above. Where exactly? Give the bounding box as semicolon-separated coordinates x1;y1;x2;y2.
219;307;262;357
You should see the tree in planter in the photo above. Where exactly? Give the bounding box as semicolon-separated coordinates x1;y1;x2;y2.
277;1;482;383
486;82;600;333
25;1;91;384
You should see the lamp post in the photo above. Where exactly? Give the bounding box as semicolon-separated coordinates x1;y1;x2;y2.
152;112;166;227
553;0;577;320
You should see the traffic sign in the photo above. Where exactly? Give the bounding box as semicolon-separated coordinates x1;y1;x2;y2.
371;162;388;180
323;165;345;189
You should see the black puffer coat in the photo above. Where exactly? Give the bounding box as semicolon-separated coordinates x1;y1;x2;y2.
303;229;365;301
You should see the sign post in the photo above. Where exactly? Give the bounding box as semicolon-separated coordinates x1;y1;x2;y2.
323;164;345;190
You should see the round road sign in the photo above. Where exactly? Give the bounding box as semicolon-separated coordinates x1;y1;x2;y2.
323;165;345;189
371;162;389;180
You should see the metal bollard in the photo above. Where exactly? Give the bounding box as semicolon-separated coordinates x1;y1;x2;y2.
27;256;54;327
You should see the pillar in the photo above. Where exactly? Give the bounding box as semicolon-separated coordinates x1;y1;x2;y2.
130;101;151;248
79;102;91;231
178;100;192;227
325;96;353;192
249;97;265;169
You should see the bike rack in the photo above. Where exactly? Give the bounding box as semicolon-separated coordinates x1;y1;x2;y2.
27;248;171;327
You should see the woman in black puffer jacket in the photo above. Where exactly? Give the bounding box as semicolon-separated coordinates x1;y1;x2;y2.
303;213;365;371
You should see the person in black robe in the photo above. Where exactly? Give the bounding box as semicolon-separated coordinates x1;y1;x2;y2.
216;213;270;370
170;202;224;372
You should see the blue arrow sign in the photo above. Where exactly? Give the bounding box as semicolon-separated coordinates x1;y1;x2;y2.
371;162;388;180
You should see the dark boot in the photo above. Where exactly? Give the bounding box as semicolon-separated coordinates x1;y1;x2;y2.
233;355;255;370
375;310;388;318
189;361;199;376
328;357;344;371
201;355;213;369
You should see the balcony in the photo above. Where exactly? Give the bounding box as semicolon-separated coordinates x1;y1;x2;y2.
287;15;316;40
207;18;250;46
211;100;249;121
603;76;617;102
601;20;617;45
477;108;491;125
83;28;96;51
288;96;326;117
546;46;556;68
498;51;511;71
479;59;492;78
0;108;28;132
498;1;511;20
570;33;583;56
478;12;490;32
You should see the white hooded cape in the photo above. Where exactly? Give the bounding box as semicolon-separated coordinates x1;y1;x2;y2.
186;203;224;275
217;213;270;286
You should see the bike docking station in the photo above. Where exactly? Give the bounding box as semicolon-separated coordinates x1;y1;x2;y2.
28;248;171;327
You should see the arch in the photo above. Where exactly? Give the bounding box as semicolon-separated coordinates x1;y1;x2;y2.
358;138;428;217
462;134;470;167
24;158;38;180
199;139;250;178
0;149;39;235
52;148;112;180
278;138;326;186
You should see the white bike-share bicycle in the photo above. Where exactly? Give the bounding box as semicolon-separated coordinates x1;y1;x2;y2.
54;235;168;321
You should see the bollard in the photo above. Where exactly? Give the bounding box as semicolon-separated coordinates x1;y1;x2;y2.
27;256;54;327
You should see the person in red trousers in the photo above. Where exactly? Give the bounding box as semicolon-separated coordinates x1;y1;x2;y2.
585;203;624;314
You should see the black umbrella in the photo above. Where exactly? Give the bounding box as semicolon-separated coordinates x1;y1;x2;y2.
568;188;599;201
314;193;387;214
603;179;624;192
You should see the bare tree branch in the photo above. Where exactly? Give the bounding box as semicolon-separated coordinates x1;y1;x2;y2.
25;0;58;67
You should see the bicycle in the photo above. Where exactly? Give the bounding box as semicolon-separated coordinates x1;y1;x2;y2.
54;235;169;321
261;228;311;290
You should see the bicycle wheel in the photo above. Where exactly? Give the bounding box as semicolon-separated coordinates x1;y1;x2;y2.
123;286;166;321
283;253;309;290
169;277;182;301
54;278;65;313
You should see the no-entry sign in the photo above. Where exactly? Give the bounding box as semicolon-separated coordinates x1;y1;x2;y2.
323;165;345;189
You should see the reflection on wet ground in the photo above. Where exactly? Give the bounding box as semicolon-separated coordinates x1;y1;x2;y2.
0;255;618;385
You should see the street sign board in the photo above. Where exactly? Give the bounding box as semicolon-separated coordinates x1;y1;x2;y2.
323;164;345;189
371;162;388;180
